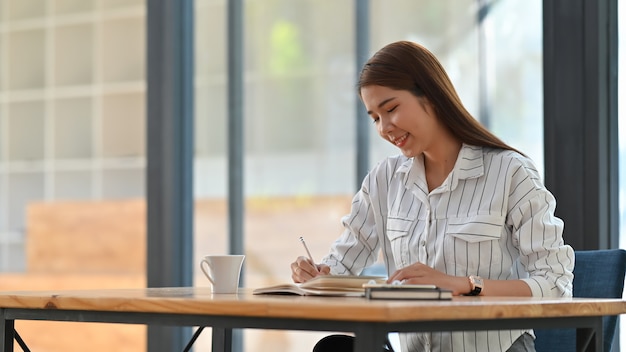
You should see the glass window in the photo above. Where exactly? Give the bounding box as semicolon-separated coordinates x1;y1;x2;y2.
194;0;357;348
0;1;147;350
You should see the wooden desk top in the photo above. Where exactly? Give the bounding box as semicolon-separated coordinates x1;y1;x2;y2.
0;287;624;323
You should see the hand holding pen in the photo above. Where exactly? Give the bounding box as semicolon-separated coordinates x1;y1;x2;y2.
290;236;330;283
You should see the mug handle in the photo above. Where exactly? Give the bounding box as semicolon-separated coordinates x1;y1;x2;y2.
200;259;215;284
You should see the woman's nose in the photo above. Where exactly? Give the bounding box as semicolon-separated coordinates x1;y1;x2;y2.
379;118;394;134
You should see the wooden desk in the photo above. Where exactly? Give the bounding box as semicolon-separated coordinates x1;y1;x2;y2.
0;287;625;352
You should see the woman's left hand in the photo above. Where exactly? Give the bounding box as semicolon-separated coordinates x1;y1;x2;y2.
387;262;470;296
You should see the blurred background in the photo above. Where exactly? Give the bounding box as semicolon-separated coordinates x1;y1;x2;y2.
0;0;622;351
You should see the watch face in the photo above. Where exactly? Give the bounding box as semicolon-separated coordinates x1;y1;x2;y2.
469;275;483;295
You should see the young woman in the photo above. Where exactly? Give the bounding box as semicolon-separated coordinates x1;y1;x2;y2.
290;41;574;352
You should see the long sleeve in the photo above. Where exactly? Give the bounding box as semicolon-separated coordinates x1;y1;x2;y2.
506;156;574;297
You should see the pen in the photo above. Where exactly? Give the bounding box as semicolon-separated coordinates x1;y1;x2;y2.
299;236;315;263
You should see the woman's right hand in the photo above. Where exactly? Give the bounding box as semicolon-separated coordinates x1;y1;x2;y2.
290;256;330;283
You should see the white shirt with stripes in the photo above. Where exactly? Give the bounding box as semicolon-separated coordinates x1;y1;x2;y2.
321;144;574;352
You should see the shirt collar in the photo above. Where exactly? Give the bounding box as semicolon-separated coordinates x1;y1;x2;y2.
455;144;485;181
396;144;485;193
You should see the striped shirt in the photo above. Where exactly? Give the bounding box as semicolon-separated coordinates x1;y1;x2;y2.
321;144;574;352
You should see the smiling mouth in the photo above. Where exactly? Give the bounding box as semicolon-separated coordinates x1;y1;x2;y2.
391;133;408;147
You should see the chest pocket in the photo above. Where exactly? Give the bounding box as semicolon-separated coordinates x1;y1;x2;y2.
447;215;504;241
445;214;505;275
386;218;425;268
387;217;415;240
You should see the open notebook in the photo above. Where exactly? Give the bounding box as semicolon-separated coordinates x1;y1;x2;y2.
253;275;386;297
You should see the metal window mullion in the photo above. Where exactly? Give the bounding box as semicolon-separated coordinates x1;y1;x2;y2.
227;0;245;351
355;0;370;190
146;0;194;350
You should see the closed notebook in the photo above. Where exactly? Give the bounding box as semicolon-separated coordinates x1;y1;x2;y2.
363;283;453;300
253;275;386;297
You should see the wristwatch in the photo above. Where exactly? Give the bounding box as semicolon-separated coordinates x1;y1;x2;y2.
466;275;484;296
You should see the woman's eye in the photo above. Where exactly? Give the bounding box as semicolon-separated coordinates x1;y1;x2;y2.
387;105;398;113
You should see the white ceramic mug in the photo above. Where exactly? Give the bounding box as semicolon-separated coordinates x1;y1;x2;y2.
200;254;245;293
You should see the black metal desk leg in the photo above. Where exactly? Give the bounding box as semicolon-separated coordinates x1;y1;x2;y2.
183;327;205;352
212;327;232;352
0;313;15;352
354;324;387;352
13;331;29;352
576;316;603;352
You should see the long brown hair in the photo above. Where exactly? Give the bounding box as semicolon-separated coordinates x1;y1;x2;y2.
358;41;520;154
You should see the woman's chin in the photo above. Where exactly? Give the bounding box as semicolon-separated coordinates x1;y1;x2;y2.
400;149;418;158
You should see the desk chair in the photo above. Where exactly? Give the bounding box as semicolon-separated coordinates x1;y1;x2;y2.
534;249;626;352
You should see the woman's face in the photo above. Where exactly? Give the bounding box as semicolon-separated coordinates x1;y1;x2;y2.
360;85;442;158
